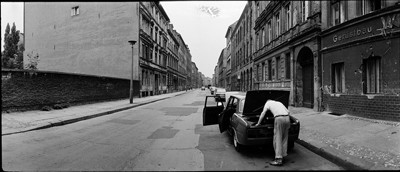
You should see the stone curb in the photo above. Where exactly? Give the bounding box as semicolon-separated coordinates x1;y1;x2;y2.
296;139;367;170
2;92;186;136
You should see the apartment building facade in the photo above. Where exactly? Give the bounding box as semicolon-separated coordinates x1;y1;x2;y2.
252;1;322;110
217;48;226;88
224;21;237;91
24;2;198;99
320;0;400;120
24;2;141;80
230;2;255;92
138;2;170;97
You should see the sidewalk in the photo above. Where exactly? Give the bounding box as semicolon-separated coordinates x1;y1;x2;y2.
2;90;399;170
2;90;188;135
289;107;400;170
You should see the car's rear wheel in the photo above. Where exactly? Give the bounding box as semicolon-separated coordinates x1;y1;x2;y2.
233;131;242;152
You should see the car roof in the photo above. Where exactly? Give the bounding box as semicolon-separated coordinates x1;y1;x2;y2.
215;88;226;92
225;92;245;99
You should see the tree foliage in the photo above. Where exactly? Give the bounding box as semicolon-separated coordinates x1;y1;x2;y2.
2;22;23;69
25;51;40;70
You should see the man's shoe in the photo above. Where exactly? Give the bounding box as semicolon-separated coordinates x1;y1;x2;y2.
269;158;283;166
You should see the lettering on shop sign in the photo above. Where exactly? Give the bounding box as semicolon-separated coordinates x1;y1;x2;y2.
332;26;373;43
326;13;400;47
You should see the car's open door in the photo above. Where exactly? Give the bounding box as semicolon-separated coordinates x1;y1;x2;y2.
218;96;237;133
203;96;224;126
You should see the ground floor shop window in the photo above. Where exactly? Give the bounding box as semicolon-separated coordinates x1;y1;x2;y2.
332;62;345;93
363;56;381;94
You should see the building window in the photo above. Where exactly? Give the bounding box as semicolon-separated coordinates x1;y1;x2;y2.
331;0;347;26
71;6;79;16
276;56;281;80
262;28;265;47
268;20;272;43
285;53;291;79
264;61;269;81
155;28;158;43
261;62;265;81
275;13;280;37
331;2;340;26
150;26;153;39
332;62;345;93
300;1;305;22
363;56;380;94
256;32;259;50
268;60;272;80
357;0;382;16
285;3;291;31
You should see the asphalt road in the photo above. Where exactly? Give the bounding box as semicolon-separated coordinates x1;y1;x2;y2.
2;89;343;171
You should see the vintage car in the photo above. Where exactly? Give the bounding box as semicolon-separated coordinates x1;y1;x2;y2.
210;86;216;95
203;90;300;152
214;88;227;102
201;86;206;90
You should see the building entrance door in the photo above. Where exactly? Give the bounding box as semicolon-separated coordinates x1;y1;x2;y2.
298;47;314;108
302;63;313;108
155;74;159;95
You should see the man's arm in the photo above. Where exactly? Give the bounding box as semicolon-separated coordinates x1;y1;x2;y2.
255;103;268;126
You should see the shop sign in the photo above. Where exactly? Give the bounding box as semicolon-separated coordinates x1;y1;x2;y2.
323;12;400;48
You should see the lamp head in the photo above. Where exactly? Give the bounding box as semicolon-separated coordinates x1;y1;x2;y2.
128;40;137;45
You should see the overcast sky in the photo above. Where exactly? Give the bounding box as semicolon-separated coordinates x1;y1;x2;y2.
1;1;247;78
160;1;246;78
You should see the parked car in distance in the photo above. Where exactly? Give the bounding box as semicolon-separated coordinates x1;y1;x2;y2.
214;88;227;102
203;90;300;152
201;86;205;90
210;86;216;95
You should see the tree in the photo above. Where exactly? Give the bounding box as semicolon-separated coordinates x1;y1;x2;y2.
25;51;39;70
2;22;23;69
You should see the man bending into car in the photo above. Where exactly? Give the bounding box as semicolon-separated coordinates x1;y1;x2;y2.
254;99;290;166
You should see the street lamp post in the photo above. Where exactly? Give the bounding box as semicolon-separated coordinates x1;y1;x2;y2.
128;40;137;104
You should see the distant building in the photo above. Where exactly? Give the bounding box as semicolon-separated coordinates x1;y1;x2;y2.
217;48;226;88
230;2;254;92
224;21;237;91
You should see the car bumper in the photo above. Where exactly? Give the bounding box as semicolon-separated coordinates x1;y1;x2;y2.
234;127;299;146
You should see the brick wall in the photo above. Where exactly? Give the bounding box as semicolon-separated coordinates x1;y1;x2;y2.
2;69;140;111
323;94;400;121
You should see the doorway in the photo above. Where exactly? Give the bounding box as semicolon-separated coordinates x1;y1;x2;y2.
298;47;314;108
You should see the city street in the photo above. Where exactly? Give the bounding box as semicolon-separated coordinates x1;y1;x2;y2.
2;90;342;171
